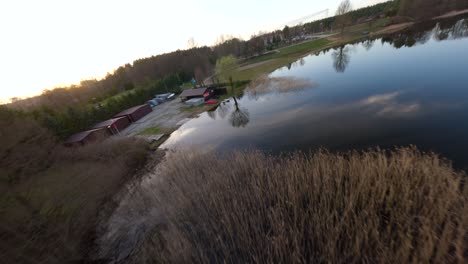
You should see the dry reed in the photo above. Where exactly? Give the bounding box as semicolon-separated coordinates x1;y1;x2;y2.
140;148;467;263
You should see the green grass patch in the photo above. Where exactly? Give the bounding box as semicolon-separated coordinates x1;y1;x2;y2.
180;82;195;90
148;135;170;150
232;38;332;82
180;104;218;113
138;126;163;135
276;38;331;57
243;38;331;66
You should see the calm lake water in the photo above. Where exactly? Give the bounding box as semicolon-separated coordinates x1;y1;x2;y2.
163;17;468;169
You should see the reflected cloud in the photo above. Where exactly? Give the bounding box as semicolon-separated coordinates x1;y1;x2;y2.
378;103;421;116
359;91;421;117
161;127;197;148
246;75;317;100
361;92;400;105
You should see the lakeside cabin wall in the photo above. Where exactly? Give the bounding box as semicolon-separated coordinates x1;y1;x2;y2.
91;116;131;134
64;127;110;147
179;88;213;101
113;104;152;122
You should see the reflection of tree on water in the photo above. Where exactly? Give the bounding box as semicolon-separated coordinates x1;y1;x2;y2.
229;97;250;128
379;18;468;48
208;97;249;127
207;109;217;120
451;19;468;39
433;19;468;40
332;46;351;73
217;101;231;119
299;58;306;66
362;39;374;51
287;58;306;70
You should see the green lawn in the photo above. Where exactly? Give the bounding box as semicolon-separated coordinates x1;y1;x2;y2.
242;38;331;66
275;38;331;58
180;82;195;90
137;126;162;135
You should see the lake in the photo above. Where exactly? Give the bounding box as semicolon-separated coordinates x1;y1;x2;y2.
162;16;468;169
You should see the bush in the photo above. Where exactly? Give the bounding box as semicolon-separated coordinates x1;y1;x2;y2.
0;111;149;264
140;148;467;263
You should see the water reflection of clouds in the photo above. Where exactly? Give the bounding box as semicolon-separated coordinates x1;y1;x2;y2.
359;91;421;117
161;127;197;147
255;91;422;129
245;75;317;100
161;18;468;152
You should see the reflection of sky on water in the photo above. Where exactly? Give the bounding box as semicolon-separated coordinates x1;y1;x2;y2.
162;17;468;168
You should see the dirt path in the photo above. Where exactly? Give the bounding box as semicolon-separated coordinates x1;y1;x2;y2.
434;9;468;19
238;59;279;71
372;22;414;35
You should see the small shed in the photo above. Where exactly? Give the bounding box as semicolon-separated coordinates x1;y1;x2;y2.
91;116;131;134
113;104;152;122
180;88;213;101
64;127;109;147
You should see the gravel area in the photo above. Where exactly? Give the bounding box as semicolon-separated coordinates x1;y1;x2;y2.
118;98;193;136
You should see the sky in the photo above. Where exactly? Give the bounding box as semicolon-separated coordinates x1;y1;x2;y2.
0;0;386;103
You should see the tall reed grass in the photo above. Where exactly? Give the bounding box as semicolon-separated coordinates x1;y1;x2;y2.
140;148;467;263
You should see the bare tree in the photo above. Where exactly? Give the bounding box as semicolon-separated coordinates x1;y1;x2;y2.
187;37;198;49
9;97;20;103
335;0;353;35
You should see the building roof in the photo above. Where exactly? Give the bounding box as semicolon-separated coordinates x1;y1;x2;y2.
91;116;128;129
180;88;208;98
64;128;105;144
113;104;149;117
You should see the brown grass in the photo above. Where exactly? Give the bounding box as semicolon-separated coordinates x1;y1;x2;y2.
0;114;149;263
138;148;467;263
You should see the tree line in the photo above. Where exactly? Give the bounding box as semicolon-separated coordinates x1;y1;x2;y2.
397;0;468;19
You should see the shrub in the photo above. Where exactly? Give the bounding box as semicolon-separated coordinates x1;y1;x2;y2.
0;111;149;264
